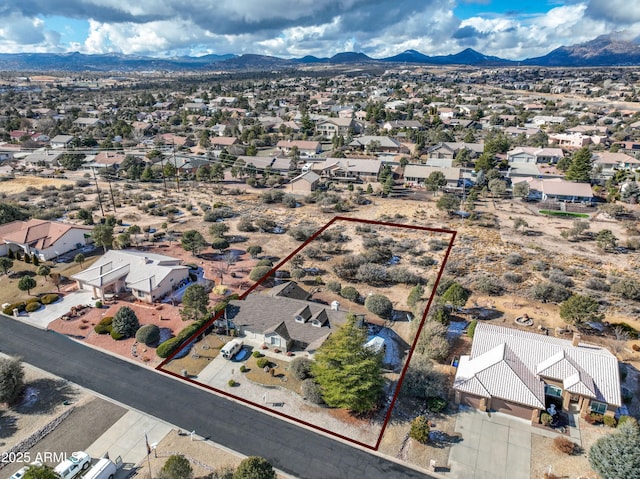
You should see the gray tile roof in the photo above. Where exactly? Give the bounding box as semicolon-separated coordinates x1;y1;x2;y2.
454;323;621;408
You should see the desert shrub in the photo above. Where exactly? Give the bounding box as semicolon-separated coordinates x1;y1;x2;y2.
252;351;263;358
301;379;324;404
40;294;60;305
548;270;574;288
135;324;161;345
502;272;523;284
427;303;450;325
415;255;437;267
25;301;42;313
156;337;181;358
365;294;393;319
474;275;504;296
110;329;125;340
203;208;234;222
426;397;447;413
326;280;341;293
409;416;430;444
585;278;610;292
290;357;313;381
288;226;315;242
388;268;423;285
362;246;393;264
255;259;273;267
554;436;577;455
610;322;639;339
340;286;360;302
94;316;113;334
256;358;270;369
611;279;640;301
356;263;389;285
603;415;617;427
531;260;548;271
249;266;272;282
505;253;524;265
428;239;449;251
530;282;571;303
633;344;640;352
237;217;256;232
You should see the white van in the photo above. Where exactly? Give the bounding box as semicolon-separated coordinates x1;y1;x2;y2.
54;451;91;479
220;339;243;360
83;457;120;479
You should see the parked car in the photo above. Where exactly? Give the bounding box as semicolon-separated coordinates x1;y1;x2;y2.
54;451;91;479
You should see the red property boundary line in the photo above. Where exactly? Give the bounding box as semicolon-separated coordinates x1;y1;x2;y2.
157;216;457;451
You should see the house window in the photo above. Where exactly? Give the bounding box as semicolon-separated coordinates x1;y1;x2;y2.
545;385;562;398
270;336;280;346
590;401;607;414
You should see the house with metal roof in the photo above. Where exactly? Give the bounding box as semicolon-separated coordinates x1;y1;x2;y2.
454;323;621;422
72;250;189;303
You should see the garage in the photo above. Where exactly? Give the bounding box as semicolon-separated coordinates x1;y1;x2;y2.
459;393;483;409
491;398;535;420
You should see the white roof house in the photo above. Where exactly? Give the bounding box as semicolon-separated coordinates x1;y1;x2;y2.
454;323;621;420
72;250;190;303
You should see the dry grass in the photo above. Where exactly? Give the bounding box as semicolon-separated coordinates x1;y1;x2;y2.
244;355;303;395
0;176;75;195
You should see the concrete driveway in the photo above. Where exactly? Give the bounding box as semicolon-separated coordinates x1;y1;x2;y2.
16;290;95;329
448;407;531;479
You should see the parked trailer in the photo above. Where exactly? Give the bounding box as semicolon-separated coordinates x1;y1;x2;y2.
83;457;121;479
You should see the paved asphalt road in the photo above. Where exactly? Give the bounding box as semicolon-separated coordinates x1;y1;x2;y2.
0;316;432;479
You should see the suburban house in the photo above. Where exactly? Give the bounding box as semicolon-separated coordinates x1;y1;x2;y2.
426;142;484;161
593;151;640;177
225;281;348;354
288;170;320;194
349;136;403;153
276;140;322;156
72;250;190;303
0;220;93;261
49;135;75;149
507;147;564;165
311;158;382;183
403;165;461;188
315;117;357;138
512;177;594;203
454;323;621;422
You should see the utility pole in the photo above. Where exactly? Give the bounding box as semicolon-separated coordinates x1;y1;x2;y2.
106;174;117;213
172;141;180;192
158;153;168;196
91;167;105;217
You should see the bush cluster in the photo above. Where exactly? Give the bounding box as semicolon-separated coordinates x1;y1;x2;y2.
256;357;270;369
290;357;313;381
409;416;430;444
135;324;161;345
340;286;360;302
25;302;42;313
2;302;26;315
301;379;324;404
426;397;447;413
94;316;113;334
252;351;263;358
40;294;60;305
553;436;577;455
156;337;181;358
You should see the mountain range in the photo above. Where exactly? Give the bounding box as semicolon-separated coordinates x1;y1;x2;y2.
2;34;640;72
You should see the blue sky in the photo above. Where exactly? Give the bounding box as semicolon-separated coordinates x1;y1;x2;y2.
0;0;637;59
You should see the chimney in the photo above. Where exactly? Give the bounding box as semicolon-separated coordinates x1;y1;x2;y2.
572;332;581;347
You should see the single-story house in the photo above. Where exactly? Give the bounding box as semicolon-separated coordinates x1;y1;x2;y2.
512;177;594;203
426;142;483;160
0;220;93;261
289;170;320;194
276;140;322;156
507;147;564;165
311;158;382;183
454;323;621;422
349;136;403;153
315;117;357;138
72;250;190;303
403;165;461;188
593;152;640;176
49;135;75;149
225;281;348;354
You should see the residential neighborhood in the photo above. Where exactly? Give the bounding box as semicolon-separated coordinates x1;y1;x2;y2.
0;57;640;479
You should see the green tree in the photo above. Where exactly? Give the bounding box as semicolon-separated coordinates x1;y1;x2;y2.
559;295;603;325
436;194;460;214
37;264;51;283
211;237;229;254
407;284;424;308
22;465;59;479
441;282;470;307
141;165;155;181
365;294;393;319
92;224;114;253
425;171;447;195
589;419;640;479
0;257;13;275
181;230;206;256
76;208;94;225
209;223;230;238
0;356;24;404
158;454;193;479
596;229;618;252
74;253;85;268
474;152;496;173
409;416;431;444
249;265;272;282
246;245;262;258
233;456;276;479
565;147;593;182
112;306;140;338
512;181;530;198
18;276;36;295
311;314;384;414
561;220;590;241
181;284;210;322
488;178;507;206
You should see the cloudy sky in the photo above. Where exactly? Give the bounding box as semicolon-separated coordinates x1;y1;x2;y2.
0;0;638;59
